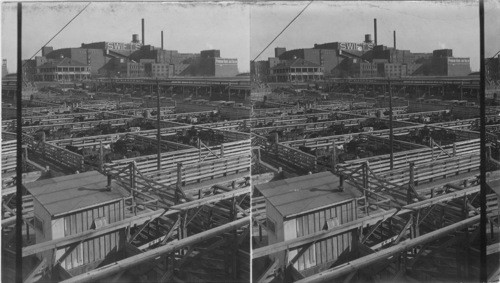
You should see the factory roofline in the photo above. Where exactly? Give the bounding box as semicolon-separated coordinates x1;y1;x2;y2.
37;57;88;69
271;58;321;69
255;171;359;219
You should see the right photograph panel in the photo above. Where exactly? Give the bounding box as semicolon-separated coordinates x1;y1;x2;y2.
250;1;486;282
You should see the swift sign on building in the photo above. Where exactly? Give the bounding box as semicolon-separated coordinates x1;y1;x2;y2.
106;42;142;51
338;42;374;51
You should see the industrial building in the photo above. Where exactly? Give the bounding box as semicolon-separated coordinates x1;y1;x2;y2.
20;19;240;82
268;58;324;82
35;57;91;81
252;19;473;82
179;49;239;77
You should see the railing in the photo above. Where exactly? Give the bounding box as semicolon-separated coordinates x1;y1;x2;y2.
104;139;251;176
338;139;480;176
378;153;478;185
276;143;317;172
1;140;17;174
33;141;84;172
128;134;195;151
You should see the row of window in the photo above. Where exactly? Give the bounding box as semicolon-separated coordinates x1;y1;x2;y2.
273;68;322;74
39;67;90;73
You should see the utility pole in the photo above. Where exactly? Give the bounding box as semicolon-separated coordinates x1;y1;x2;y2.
16;3;23;282
389;78;394;170
157;79;161;171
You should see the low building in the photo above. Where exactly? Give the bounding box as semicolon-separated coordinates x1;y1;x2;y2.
25;171;128;277
36;58;91;81
269;58;324;82
254;172;359;277
431;57;471;76
144;62;174;78
180;50;239;77
45;47;109;76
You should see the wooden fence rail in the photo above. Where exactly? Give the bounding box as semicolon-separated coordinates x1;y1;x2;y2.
276;143;317;172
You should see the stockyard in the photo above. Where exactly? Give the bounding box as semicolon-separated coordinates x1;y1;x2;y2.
251;78;500;282
2;80;500;283
1;77;252;282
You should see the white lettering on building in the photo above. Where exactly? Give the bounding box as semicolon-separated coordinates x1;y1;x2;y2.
106;42;142;51
339;42;374;51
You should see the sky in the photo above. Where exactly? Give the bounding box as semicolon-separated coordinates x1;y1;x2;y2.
1;2;251;73
2;1;500;74
251;1;482;71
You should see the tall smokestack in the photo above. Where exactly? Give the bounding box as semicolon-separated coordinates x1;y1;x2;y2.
142;18;145;45
374;18;378;45
161;31;164;50
393;30;396;49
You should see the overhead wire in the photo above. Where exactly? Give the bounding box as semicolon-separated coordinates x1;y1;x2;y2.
22;2;91;67
252;0;313;62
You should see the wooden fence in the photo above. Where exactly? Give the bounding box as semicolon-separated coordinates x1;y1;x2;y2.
30;141;84;172
378;153;480;187
251;117;369;135
128;134;195;151
338;139;480;175
147;153;251;189
1;139;17;174
104;139;251;176
276;143;317;172
110;106;176;117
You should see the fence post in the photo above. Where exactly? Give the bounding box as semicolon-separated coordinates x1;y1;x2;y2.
331;141;337;173
363;161;369;215
99;141;104;172
130;162;137;216
408;162;415;204
198;138;201;161
274;132;279;154
430;137;434;160
221;144;225;158
453;142;457;156
338;174;344;192
176;162;183;203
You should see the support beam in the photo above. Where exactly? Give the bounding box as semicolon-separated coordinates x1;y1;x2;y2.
294;215;479;283
60;217;249;283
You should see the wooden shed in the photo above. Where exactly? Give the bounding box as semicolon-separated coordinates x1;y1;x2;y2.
255;172;359;277
25;171;128;276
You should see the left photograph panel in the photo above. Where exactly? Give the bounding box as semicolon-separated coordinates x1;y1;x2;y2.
1;2;251;282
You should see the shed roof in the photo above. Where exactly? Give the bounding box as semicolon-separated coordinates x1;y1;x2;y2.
25;171;128;217
255;171;358;218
